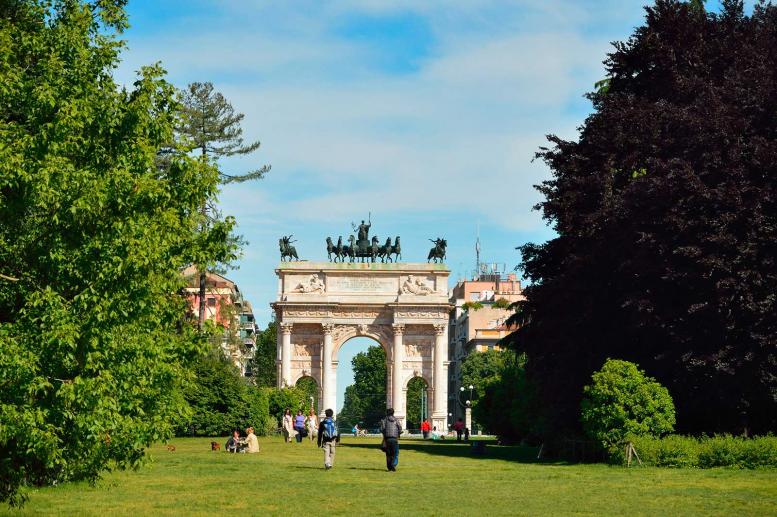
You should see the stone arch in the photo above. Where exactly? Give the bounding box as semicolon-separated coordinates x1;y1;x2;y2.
331;325;392;362
294;374;322;413
272;261;451;431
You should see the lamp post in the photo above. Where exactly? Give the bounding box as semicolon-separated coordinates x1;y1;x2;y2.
459;385;475;435
310;396;314;414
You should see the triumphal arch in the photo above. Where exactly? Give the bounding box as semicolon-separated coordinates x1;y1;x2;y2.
272;261;451;430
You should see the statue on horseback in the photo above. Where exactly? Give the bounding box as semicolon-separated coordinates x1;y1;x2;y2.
427;237;447;263
279;235;299;262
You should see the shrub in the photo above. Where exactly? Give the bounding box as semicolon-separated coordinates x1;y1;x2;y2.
581;359;675;449
267;386;308;427
613;434;777;468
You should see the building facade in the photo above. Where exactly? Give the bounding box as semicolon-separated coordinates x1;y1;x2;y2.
448;272;524;426
182;265;258;376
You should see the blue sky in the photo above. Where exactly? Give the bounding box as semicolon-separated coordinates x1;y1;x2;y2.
114;0;739;410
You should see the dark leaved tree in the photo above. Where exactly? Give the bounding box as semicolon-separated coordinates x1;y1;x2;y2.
507;0;777;438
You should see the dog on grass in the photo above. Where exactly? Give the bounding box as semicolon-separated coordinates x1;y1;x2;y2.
210;441;221;451
166;444;176;452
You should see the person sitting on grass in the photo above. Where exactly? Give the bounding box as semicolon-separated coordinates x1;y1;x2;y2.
225;430;242;453
245;426;259;453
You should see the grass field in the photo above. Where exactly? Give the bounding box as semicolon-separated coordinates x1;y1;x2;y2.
4;436;777;516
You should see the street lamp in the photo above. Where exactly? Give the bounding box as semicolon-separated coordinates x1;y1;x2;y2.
309;396;314;413
458;385;476;437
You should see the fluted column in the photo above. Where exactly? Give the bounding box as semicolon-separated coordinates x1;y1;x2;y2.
391;323;405;424
321;323;335;414
280;322;293;387
432;323;448;427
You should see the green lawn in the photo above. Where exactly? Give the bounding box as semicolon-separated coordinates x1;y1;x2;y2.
5;437;777;516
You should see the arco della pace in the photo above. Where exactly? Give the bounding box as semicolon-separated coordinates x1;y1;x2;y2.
272;261;451;431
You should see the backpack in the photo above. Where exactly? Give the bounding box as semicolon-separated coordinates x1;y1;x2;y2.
323;418;338;441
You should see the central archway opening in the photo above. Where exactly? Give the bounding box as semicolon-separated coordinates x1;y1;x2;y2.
405;376;429;432
336;336;387;433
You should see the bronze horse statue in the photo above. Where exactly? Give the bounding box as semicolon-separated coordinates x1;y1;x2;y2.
377;237;393;262
326;237;336;261
280;235;299;261
427;238;446;263
391;236;402;262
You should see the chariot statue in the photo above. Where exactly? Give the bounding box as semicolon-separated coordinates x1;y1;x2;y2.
325;215;401;263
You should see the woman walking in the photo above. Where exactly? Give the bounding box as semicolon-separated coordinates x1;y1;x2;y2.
294;410;306;443
282;408;295;443
306;409;318;442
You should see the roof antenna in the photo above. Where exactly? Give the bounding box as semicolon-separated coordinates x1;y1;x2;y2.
475;221;481;281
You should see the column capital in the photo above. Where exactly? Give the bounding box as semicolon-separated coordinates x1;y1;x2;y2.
392;323;405;336
280;322;293;334
321;323;335;335
433;323;446;336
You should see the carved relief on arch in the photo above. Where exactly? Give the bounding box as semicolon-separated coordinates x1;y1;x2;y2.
331;324;392;351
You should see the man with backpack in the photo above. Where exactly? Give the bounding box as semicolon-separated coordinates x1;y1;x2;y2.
317;408;340;470
380;408;402;471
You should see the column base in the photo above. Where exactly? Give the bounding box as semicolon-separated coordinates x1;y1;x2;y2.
431;413;448;433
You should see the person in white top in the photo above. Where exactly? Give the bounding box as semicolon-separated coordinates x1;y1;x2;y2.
245;426;259;453
306;409;318;442
282;408;295;443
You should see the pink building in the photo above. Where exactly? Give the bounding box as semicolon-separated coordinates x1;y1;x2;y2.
182;265;258;376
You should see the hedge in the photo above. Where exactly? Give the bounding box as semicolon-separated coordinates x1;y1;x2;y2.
611;434;777;468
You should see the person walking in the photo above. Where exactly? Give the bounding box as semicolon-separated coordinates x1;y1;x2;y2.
282;408;294;443
380;408;402;472
294;410;306;443
421;419;431;439
453;418;465;441
306;409;318;442
317;408;339;470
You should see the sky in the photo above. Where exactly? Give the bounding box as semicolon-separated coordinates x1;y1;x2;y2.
113;0;739;411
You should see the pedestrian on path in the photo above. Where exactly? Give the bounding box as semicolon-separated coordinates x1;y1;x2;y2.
306;409;318;442
317;408;340;470
380;408;402;471
282;408;294;443
421;419;431;439
294;410;306;443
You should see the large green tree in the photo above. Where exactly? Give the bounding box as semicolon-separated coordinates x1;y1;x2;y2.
508;0;777;438
0;0;233;505
248;321;278;388
459;349;507;416
338;346;387;429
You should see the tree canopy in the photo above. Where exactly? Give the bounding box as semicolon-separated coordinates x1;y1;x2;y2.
0;0;236;505
337;345;387;429
507;0;777;438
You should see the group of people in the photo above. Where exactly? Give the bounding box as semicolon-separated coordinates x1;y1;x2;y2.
314;407;403;471
223;408;463;472
224;426;259;453
281;408;319;443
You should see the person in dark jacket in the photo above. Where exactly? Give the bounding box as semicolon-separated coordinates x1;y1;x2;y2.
225;430;242;453
380;408;402;471
317;408;340;469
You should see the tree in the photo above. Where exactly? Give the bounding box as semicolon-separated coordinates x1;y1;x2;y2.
0;1;234;505
581;359;675;449
248;321;278;388
507;0;777;438
337;346;387;429
295;376;319;414
460;349;508;416
177;82;271;331
405;377;428;430
472;352;541;441
181;347;271;437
